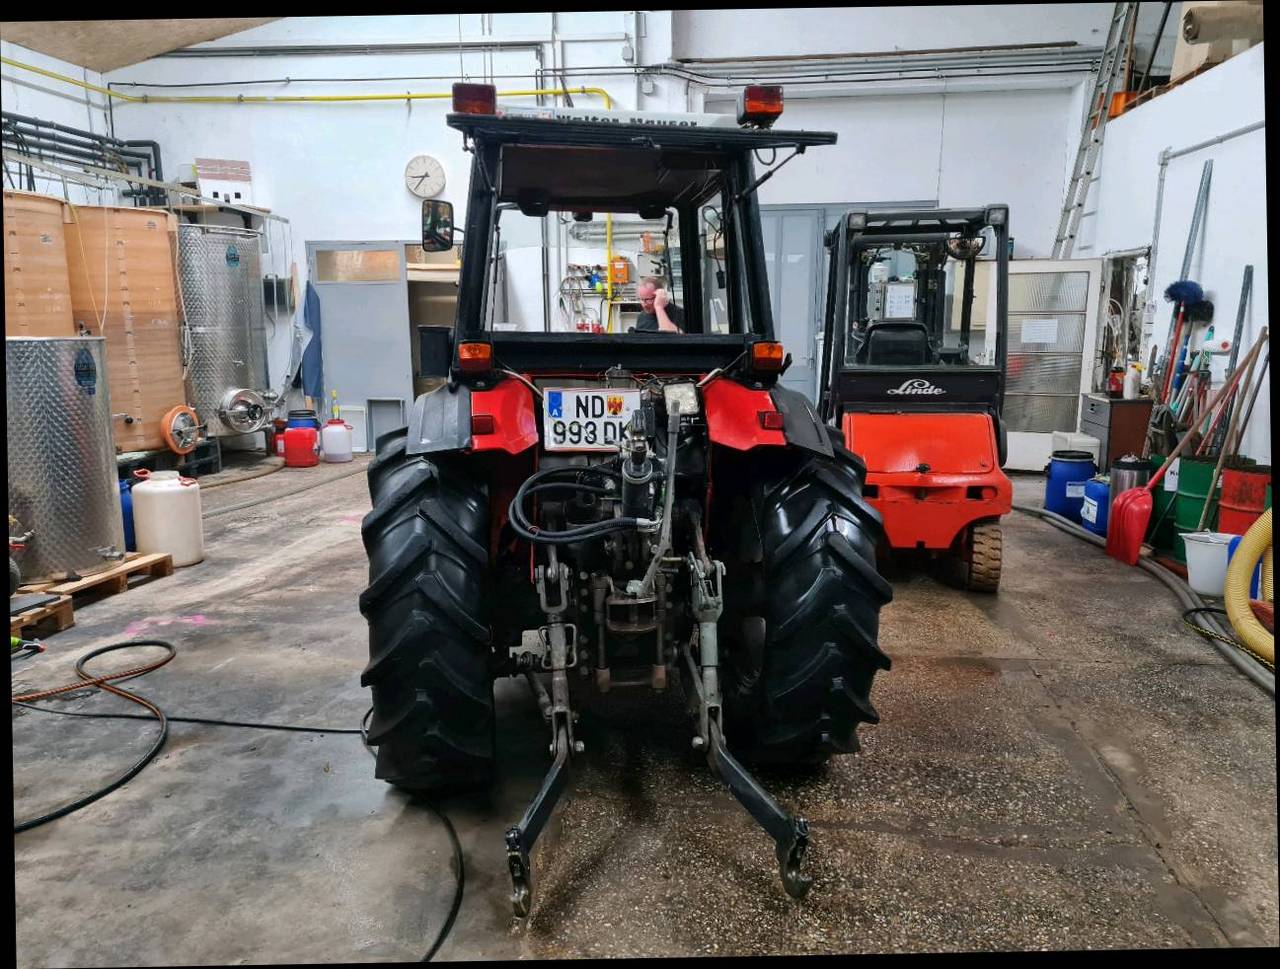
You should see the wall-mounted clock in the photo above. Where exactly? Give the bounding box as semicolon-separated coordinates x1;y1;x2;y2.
404;154;446;198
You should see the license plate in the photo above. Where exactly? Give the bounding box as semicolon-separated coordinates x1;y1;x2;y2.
542;388;641;451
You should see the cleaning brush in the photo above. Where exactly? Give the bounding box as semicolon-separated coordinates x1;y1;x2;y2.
1164;279;1204;304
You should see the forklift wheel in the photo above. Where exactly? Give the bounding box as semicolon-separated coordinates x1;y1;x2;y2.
944;522;1002;593
963;522;1003;593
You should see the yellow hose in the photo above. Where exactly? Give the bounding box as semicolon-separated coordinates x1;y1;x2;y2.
1;56;612;108
1224;508;1274;666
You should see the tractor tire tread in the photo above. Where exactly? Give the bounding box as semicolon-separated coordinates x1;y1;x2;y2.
360;429;494;791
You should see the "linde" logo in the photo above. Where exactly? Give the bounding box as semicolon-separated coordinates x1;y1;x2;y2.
886;378;946;396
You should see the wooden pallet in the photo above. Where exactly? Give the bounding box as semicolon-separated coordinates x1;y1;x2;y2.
10;595;74;638
18;552;174;598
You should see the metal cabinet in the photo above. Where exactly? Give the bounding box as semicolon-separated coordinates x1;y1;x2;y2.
1079;393;1153;469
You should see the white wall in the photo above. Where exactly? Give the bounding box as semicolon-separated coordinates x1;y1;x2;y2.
674;4;1160;59
1;41;115;204
706;86;1078;257
97;14;668;386
1089;43;1267;464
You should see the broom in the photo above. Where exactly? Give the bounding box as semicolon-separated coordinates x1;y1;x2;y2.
1145;280;1206;456
1109;326;1268;565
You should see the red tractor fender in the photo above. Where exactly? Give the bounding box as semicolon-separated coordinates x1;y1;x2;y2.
470;380;539;454
454;376;794;455
701;379;786;451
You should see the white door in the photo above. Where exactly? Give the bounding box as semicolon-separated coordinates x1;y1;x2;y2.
1003;258;1102;470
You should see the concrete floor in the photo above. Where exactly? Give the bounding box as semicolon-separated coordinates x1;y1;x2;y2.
11;464;1277;963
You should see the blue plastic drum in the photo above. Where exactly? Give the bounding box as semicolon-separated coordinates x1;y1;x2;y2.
1045;450;1097;524
286;409;322;433
1080;475;1110;537
119;479;137;552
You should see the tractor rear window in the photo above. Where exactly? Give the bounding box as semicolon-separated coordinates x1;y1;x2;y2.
479;201;748;337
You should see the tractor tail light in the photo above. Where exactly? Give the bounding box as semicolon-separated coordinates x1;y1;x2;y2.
750;341;785;372
758;411;785;431
457;341;493;373
453;83;497;115
470;414;495;435
738;86;784;128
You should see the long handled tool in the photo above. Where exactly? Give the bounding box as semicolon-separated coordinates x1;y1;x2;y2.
1196;339;1261;530
1207;265;1253;456
1109;326;1268;565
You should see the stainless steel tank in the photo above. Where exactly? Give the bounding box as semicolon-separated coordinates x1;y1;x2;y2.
1108;454;1153;514
177;224;272;436
6;337;126;583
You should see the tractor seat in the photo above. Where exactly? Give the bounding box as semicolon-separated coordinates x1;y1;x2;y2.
859;322;933;365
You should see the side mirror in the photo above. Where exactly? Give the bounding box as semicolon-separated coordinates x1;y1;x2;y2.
417;326;453;377
421;200;455;252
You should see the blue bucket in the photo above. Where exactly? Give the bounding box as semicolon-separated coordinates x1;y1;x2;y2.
1081;475;1110;537
1226;535;1263;598
1046;450;1097;523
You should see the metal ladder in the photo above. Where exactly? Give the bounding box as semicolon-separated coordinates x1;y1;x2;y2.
1051;2;1140;259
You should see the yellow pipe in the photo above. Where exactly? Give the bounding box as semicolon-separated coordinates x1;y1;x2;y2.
1224;508;1274;667
605;213;614;333
1;56;612;108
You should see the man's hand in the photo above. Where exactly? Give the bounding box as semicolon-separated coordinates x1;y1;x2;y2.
654;287;670;311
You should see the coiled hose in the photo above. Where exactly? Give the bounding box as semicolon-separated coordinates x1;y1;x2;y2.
1012;504;1274;697
1225;509;1274;666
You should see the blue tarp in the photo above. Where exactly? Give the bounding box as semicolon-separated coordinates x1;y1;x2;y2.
299;280;323;400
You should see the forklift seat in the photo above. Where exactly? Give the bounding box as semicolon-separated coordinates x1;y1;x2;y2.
860;321;933;365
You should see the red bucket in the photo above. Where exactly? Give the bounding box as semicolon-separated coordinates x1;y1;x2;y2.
1219;466;1271;535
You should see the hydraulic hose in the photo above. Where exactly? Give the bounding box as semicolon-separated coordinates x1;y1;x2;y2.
1224;509;1274;666
1011;503;1274;696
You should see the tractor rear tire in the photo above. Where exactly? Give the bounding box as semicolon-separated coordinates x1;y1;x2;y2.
948;521;1003;593
359;427;495;791
721;430;894;765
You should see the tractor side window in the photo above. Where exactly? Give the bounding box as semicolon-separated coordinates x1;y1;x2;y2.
699;205;731;334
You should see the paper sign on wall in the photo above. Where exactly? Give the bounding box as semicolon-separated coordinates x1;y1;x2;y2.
1021;318;1059;344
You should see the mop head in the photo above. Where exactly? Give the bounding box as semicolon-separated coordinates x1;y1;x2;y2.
1185;299;1215;322
1164;279;1204;304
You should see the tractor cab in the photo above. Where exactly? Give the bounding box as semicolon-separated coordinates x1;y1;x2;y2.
818;207;1014;590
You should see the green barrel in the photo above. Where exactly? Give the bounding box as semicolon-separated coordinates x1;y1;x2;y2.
1147;454;1178;556
1173;457;1219;563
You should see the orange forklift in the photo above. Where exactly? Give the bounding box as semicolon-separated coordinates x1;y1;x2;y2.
817;207;1012;591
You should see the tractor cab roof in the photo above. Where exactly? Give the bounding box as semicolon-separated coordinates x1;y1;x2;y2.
448;112;837;213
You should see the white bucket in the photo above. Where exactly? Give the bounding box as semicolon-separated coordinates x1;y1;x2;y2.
1182;531;1235;597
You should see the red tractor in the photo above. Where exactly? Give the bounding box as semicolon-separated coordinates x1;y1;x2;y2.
818;208;1013;591
359;84;893;915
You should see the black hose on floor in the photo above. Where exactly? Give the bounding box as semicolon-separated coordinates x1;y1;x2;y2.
1010;503;1275;696
12;645;465;961
362;708;465;962
203;461;368;519
12;639;176;832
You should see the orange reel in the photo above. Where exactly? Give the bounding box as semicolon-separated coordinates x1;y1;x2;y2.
161;405;201;455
